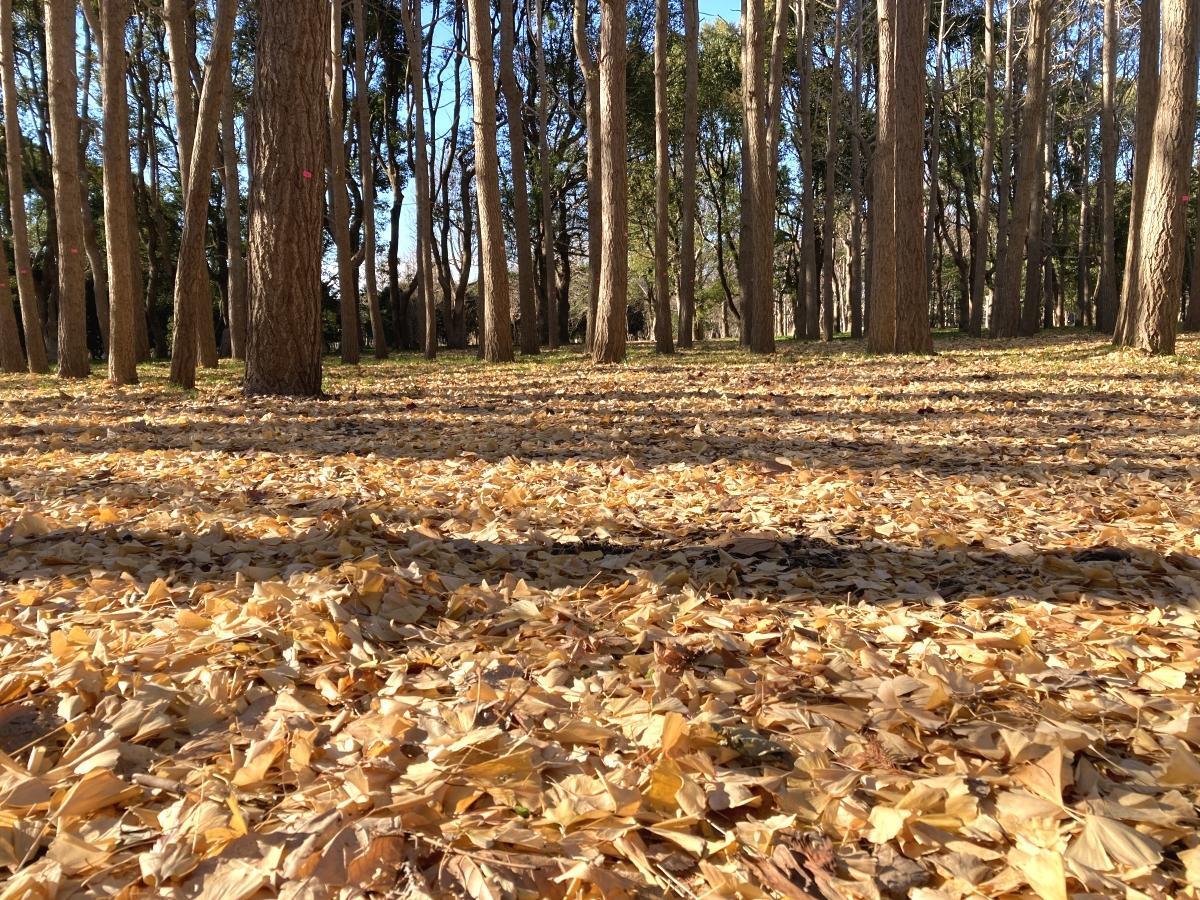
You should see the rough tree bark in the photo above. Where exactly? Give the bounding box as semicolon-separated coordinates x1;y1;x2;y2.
466;0;514;362
220;89;247;361
1;0;46;372
574;0;602;351
849;0;864;339
329;0;360;364
353;0;387;358
592;0;628;363
1097;0;1122;332
653;0;674;353
532;0;558;349
677;0;699;347
797;0;817;339
44;0;89;377
1115;0;1162;343
405;0;436;359
1117;0;1197;354
969;0;994;337
0;247;23;372
739;0;786;353
868;0;897;352
992;0;1050;339
502;0;538;354
869;0;931;353
100;0;139;384
169;0;236;389
820;0;844;342
164;0;217;367
244;0;328;396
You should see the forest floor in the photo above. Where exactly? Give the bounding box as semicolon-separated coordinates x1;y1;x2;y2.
0;331;1198;898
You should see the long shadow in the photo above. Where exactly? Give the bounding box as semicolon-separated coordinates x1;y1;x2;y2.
4;512;1191;613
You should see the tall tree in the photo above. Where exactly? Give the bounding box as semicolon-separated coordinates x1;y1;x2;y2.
969;0;994;338
891;0;931;352
532;0;558;349
869;0;931;353
100;0;139;384
848;0;864;340
353;0;387;358
739;0;787;353
329;0;360;364
1097;0;1121;332
574;0;602;351
244;0;327;396
502;0;538;355
0;0;46;372
164;0;217;367
592;0;628;363
44;0;89;377
467;0;514;362
653;0;674;353
678;0;699;348
405;0;436;360
169;0;236;389
992;0;1051;339
1116;0;1197;354
1115;0;1163;343
220;90;247;361
820;0;844;342
797;0;818;340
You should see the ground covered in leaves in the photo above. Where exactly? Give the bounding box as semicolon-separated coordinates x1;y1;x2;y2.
1;332;1199;899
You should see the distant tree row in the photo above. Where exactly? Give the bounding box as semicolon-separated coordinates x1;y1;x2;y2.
0;0;1195;395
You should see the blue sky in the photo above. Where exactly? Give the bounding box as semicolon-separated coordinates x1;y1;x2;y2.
387;0;745;269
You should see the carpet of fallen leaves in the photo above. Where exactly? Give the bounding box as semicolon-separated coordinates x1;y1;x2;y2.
0;332;1199;899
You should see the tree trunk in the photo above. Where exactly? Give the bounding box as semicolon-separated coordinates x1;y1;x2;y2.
1097;0;1123;332
0;0;47;372
405;0;437;359
164;0;197;193
466;0;514;362
0;239;23;372
868;0;897;353
797;0;818;339
925;0;947;314
531;0;558;349
1117;0;1197;354
739;0;786;353
77;19;110;357
220;88;247;359
329;0;360;363
969;0;994;337
870;0;931;353
678;0;699;348
169;0;236;389
995;0;1016;278
574;0;602;352
653;0;674;353
502;0;538;354
849;0;864;340
352;0;386;358
100;0;139;384
820;0;844;342
164;0;217;367
592;0;628;363
45;0;89;377
1021;75;1052;336
1114;0;1162;343
992;0;1050;339
244;0;327;396
892;0;931;352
